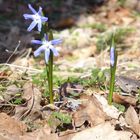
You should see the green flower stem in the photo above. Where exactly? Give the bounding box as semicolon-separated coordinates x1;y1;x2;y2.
108;65;116;105
108;52;117;105
40;23;48;38
48;31;54;104
40;23;54;104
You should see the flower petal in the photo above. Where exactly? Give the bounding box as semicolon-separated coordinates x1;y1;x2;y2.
51;39;62;45
110;47;115;66
45;48;50;63
37;21;42;32
28;4;37;14
34;45;46;57
49;45;59;56
27;21;37;31
41;17;48;22
31;40;42;45
23;14;34;19
38;6;43;15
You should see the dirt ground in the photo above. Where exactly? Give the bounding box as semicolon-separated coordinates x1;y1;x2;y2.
0;0;140;140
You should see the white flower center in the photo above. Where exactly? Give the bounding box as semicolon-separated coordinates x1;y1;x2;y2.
33;14;41;23
42;40;52;48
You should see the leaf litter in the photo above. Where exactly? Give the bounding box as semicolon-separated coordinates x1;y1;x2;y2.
0;0;140;139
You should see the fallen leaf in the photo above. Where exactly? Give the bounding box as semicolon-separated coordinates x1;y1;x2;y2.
14;82;42;121
0;113;27;135
20;124;58;140
0;123;58;140
94;93;120;119
61;122;132;140
59;82;83;100
0;132;20;140
72;95;107;128
125;106;139;125
130;134;138;140
113;93;137;106
3;85;21;101
125;106;140;137
116;76;140;93
22;83;42;110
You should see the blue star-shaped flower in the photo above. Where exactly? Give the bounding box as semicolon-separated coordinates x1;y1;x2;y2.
32;34;62;63
23;4;48;32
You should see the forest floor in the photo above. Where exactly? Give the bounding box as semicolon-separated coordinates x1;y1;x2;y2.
0;0;140;140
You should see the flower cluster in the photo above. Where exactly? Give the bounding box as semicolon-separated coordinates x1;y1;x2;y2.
23;4;61;63
24;4;62;104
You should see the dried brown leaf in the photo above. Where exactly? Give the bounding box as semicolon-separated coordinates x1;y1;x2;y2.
125;106;140;137
3;85;21;101
20;124;58;140
113;93;137;106
22;83;42;109
59;82;83;99
14;82;42;121
0;113;27;135
94;94;120;119
125;106;139;125
60;122;132;140
72;95;107;128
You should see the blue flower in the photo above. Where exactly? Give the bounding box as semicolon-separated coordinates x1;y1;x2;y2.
110;47;115;66
32;34;62;63
23;4;48;32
